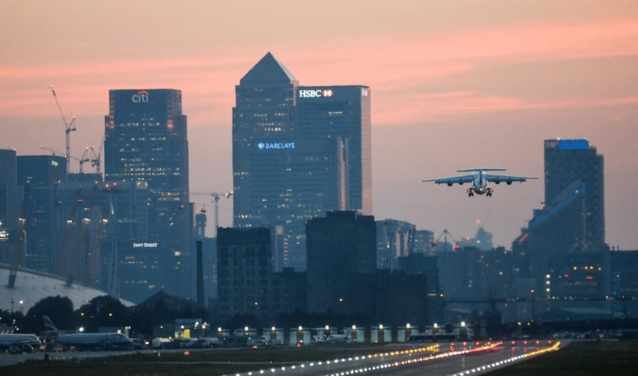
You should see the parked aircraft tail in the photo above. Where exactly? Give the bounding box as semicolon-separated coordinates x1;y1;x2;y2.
43;315;59;337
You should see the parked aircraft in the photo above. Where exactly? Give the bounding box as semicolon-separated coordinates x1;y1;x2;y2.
326;329;351;343
423;168;537;197
0;333;41;353
43;315;133;351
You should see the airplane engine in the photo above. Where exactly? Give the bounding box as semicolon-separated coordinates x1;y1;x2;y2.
447;182;453;186
507;180;512;185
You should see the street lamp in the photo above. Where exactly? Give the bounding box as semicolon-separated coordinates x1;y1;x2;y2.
531;289;536;322
19;300;24;330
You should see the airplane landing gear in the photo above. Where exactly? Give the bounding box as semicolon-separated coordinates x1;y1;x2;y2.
486;188;493;197
467;188;474;197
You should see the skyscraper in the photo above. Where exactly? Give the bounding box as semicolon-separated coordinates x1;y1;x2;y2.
104;89;191;297
232;53;372;270
517;139;608;299
296;85;372;215
544;139;605;247
0;150;22;265
232;52;298;230
17;155;67;271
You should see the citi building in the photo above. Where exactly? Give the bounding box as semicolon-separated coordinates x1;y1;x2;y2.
104;89;191;297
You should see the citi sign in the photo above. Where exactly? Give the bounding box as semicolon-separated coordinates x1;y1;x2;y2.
299;89;333;98
132;90;149;103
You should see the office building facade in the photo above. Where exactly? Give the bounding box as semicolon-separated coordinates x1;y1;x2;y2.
232;53;372;271
306;211;377;315
232;52;298;244
0;150;20;263
216;227;306;322
517;139;609;299
544;139;605;247
296;85;372;215
104;89;191;298
17;155;67;271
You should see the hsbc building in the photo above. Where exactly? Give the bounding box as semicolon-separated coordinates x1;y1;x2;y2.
296;85;372;217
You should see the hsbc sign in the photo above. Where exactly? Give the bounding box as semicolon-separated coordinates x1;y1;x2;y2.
299;89;334;98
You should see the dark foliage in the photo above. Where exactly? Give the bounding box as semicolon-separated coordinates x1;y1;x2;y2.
22;295;75;334
76;295;130;332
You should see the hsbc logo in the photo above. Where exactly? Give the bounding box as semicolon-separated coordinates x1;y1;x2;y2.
299;89;334;98
132;90;149;103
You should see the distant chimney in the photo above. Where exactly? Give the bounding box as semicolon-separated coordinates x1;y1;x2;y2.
196;240;205;306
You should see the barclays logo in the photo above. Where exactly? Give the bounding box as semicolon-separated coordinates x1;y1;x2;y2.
258;142;295;150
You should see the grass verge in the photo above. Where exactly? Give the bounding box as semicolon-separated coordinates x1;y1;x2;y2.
487;340;638;376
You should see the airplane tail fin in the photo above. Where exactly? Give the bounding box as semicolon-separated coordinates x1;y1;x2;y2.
43;315;59;338
457;168;506;172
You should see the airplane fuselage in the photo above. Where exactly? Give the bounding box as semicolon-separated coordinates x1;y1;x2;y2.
0;334;42;351
53;333;132;351
424;167;535;198
469;171;492;197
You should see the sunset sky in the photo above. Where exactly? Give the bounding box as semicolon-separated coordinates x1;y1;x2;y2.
1;0;637;249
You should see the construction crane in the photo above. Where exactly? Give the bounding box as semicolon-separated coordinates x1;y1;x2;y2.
41;146;81;173
66;183;98;287
431;229;461;251
41;146;95;173
88;143;102;175
103;184;121;299
55;187;83;277
82;217;108;287
190;191;232;237
50;85;77;175
8;182;30;288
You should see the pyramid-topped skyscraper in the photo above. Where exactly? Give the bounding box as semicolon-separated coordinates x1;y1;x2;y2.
232;53;371;271
233;52;298;229
240;52;299;86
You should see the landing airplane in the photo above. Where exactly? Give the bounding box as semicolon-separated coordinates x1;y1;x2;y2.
43;315;133;351
423;168;537;197
0;333;42;353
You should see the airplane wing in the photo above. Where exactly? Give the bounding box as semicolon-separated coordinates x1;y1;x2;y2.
422;174;474;185
484;174;537;184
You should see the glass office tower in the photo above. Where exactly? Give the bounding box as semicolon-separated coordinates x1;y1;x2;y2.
233;53;372;271
104;89;191;297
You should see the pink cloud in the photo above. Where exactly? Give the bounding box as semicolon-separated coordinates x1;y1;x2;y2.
1;16;636;127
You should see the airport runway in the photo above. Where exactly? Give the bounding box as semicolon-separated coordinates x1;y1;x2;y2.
0;340;565;376
226;340;565;376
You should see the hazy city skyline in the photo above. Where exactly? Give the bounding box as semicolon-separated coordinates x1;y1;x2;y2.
1;0;637;249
